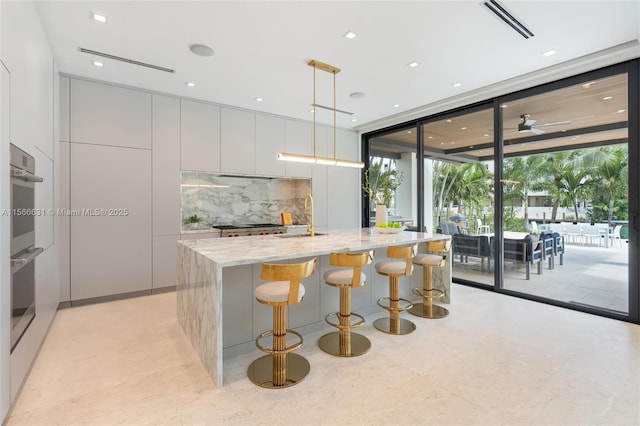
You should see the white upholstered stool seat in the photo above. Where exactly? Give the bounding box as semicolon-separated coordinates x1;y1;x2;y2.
375;260;413;276
413;253;443;267
373;245;417;335
319;250;374;357
323;269;367;286
248;258;317;389
255;281;306;304
409;240;451;320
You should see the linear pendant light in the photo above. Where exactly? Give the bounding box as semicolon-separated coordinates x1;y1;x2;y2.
277;59;364;169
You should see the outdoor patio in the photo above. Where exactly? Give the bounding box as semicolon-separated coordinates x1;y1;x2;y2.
452;240;629;314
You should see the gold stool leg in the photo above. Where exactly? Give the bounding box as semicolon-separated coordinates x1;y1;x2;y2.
248;305;310;388
374;276;416;335
409;265;449;319
319;286;371;357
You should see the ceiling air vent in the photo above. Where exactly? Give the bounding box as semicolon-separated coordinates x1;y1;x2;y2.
78;48;175;73
483;0;534;39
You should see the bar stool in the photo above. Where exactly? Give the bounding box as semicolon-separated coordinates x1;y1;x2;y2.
409;240;450;319
374;245;417;335
318;250;374;357
247;257;317;388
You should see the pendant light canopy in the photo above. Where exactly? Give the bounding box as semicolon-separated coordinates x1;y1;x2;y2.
276;59;364;169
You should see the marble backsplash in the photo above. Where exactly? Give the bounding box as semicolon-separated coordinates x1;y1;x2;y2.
181;172;311;228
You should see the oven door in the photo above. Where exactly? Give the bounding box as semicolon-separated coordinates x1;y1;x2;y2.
10;165;42;256
10;246;42;352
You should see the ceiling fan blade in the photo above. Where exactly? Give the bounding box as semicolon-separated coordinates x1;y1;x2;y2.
535;120;571;127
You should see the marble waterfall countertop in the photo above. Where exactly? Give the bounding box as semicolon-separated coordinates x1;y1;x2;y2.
178;228;450;265
177;227;451;388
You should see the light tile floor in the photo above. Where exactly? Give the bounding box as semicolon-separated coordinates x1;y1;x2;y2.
7;284;640;426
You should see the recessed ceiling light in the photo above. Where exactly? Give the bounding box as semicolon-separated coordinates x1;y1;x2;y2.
185;82;195;87
446;119;452;123
542;49;556;57
189;44;215;57
92;60;103;67
440;142;445;145
91;13;107;23
255;97;263;102
427;136;433;139
343;31;357;39
451;82;462;87
408;61;419;68
602;96;613;100
484;134;489;137
393;104;400;108
461;127;467;130
617;109;626;113
449;141;455;145
582;81;596;89
407;130;413;134
501;104;508;108
349;92;365;99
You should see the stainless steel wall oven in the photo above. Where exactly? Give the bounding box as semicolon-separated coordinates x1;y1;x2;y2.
10;143;43;352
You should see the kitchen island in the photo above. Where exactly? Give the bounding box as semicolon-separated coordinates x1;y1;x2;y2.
177;228;451;387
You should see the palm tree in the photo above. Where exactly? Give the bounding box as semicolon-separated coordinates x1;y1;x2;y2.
502;155;547;229
584;146;628;225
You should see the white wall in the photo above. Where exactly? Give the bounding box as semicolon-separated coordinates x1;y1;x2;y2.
1;0;59;421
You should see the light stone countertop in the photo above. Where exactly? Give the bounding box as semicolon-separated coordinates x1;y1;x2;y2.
177;228;450;266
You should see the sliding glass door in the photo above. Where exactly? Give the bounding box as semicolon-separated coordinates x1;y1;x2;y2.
499;71;631;315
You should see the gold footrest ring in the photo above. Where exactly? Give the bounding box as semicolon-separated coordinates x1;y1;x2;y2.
324;311;365;330
412;287;444;298
255;329;304;355
376;296;414;313
408;302;449;319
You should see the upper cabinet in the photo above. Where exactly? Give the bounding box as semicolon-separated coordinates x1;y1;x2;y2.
70;79;151;149
255;115;285;176
180;100;220;172
284;120;313;178
221;107;255;175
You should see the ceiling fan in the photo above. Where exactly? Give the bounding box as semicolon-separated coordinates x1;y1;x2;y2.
516;114;571;135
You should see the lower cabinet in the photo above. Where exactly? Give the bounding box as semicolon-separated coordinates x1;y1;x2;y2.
70;143;152;300
153;235;180;290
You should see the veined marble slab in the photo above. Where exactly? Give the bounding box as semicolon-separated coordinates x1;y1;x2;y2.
177;228;451;387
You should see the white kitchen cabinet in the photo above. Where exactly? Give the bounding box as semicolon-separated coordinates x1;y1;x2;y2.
153;235;179;290
70;79;151;149
34;148;53;250
152;95;180;236
59;77;69;142
222;265;254;348
221;107;255;175
312;125;329;228
255;114;285;176
58;141;70;302
180;100;220;172
328;129;360;229
70;143;152;300
284;120;313;178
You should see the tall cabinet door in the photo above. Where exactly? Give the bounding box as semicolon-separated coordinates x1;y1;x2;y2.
70;143;152;300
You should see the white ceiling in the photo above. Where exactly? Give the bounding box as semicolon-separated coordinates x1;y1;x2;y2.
35;1;640;131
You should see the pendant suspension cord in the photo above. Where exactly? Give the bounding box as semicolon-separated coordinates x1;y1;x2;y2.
333;70;337;160
313;65;317;158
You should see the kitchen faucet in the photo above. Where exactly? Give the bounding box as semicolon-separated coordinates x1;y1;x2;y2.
304;193;314;237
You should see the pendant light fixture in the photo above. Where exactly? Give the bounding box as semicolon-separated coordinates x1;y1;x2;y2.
277;59;364;169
